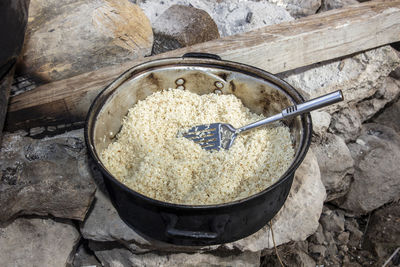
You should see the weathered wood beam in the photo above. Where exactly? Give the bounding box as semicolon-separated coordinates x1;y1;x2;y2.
6;0;400;131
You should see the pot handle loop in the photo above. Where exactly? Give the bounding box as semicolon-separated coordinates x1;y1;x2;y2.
182;52;221;60
167;228;218;239
162;213;229;240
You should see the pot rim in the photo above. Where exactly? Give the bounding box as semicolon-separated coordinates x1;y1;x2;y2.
84;55;312;210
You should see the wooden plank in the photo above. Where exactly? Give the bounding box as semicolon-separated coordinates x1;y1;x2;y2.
6;0;400;131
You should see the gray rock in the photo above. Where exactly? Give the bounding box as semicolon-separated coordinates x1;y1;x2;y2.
390;49;400;79
262;242;315;267
310;110;331;137
319;0;358;12
283;250;316;267
0;217;80;267
286;250;315;267
0;130;96;222
342;256;363;267
152;5;219;54
326;242;339;263
374;93;400;134
390;65;400;80
323;226;336;245
356;77;400;122
311;133;354;201
320;209;345;233
72;243;101;267
339;124;400;214
345;218;363;248
205;1;294;37
364;201;400;263
81;149;325;253
330;106;362;142
339;244;348;254
337;231;350;245
267;0;321;18
295;240;310;253
138;0;294;37
80;184;154;252
309;244;327;259
93;247;261;267
309;224;325;245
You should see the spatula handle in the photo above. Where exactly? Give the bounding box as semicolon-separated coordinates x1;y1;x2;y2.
237;90;343;133
282;90;343;118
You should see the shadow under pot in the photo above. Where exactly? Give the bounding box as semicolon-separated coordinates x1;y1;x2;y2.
84;53;312;246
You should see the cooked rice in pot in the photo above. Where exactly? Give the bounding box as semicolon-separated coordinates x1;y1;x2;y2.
101;89;294;205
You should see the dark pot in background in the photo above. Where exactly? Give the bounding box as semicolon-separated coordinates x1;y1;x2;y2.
85;53;312;246
0;0;30;142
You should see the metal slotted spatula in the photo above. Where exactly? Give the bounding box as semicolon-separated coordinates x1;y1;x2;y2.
181;90;343;151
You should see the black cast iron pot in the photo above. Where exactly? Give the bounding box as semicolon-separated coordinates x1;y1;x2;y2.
85;53;312;246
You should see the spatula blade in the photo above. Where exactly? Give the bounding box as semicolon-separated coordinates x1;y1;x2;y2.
181;123;222;150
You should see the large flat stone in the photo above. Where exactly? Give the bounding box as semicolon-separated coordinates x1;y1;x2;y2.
0;129;96;222
0;217;80;267
92;245;261;267
80;184;152;249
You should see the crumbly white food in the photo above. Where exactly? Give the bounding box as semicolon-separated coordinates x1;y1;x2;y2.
101;89;294;205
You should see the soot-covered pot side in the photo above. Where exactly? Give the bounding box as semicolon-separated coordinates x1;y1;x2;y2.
85;54;312;246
